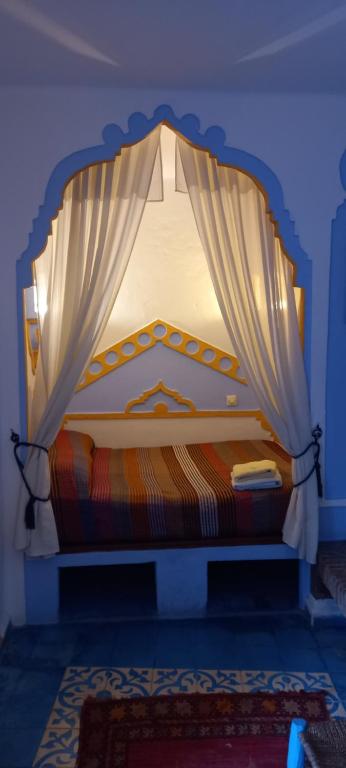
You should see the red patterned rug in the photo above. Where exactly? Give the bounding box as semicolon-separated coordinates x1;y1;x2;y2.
77;691;328;767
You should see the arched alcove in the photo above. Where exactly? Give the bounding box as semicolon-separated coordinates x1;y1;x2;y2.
17;105;312;439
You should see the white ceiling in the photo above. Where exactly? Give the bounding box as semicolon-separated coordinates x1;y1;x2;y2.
1;0;346;91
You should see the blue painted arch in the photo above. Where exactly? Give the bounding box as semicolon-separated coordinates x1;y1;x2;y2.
17;104;312;438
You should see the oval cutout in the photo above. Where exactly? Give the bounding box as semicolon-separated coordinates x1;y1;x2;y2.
89;361;103;375
122;342;135;356
138;333;151;346
186;340;199;354
202;348;216;363
105;351;118;365
169;332;182;346
153;323;167;338
219;357;232;371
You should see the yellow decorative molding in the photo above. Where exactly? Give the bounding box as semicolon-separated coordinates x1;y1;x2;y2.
125;380;196;415
63;408;276;439
77;319;246;391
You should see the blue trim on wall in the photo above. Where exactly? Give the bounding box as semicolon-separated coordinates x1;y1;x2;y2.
16;104;312;440
325;149;346;501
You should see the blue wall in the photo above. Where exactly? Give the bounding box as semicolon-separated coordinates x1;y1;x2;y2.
325;150;346;501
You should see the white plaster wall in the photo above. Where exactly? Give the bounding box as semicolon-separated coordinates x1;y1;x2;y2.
64;416;270;448
1;87;346;623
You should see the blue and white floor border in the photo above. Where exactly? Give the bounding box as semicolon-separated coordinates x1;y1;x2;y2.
33;667;346;767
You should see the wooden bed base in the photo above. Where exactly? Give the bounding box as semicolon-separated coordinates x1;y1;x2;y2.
24;543;311;624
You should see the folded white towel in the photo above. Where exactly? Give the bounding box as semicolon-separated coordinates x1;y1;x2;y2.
232;459;278;482
231;469;282;491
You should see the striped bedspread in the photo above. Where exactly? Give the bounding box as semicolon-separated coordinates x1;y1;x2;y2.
51;437;292;550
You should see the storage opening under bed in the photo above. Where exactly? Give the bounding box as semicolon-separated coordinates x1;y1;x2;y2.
207;559;299;613
59;563;157;621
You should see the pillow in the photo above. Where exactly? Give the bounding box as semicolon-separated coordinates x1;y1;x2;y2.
49;429;95;500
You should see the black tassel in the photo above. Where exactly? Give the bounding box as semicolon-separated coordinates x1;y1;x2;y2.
316;460;323;498
312;424;323;498
25;498;36;530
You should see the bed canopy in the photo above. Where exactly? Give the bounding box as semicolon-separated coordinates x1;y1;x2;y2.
15;123;318;563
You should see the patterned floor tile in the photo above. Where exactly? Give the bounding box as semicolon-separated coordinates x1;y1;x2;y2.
190;669;245;694
33;728;78;767
34;666;346;767
241;670;346;718
47;667;153;730
150;668;196;695
150;669;248;696
103;667;154;698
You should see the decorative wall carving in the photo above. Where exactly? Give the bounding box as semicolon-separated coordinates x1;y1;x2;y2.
125;380;196;415
77;319;246;391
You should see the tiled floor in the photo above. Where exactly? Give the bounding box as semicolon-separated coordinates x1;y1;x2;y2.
1;613;346;767
34;666;345;766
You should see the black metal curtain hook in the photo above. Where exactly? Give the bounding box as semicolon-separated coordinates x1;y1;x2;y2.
10;430;49;530
292;424;323;498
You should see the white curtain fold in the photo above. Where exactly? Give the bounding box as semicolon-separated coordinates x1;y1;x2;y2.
147;135;163;201
15;126;161;556
177;137;318;563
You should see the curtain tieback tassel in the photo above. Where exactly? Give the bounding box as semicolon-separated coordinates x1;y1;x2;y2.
291;424;323;498
10;430;50;530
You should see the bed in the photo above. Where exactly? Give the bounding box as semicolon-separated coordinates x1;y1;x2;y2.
49;429;293;552
24;429;303;623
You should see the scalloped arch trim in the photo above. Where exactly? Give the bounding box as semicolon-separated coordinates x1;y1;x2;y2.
19;105;310;289
17;104;312;440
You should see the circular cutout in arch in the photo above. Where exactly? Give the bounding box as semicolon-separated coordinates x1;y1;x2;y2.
219;357;232;371
169;332;182;346
185;340;199;355
122;342;135;356
105;351;118;365
88;361;103;375
203;349;216;363
153;323;167;338
138;333;151;346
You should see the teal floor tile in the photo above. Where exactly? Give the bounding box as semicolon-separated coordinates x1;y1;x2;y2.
0;727;43;768
1;611;346;765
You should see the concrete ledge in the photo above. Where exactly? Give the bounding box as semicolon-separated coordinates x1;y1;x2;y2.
24;542;299;624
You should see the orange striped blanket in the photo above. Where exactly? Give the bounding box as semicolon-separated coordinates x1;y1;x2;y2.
50;433;292;550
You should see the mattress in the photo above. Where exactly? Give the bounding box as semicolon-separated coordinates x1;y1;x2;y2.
50;432;292;551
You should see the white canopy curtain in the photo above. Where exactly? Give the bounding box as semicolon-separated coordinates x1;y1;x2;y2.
15;125;162;557
177;137;318;563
